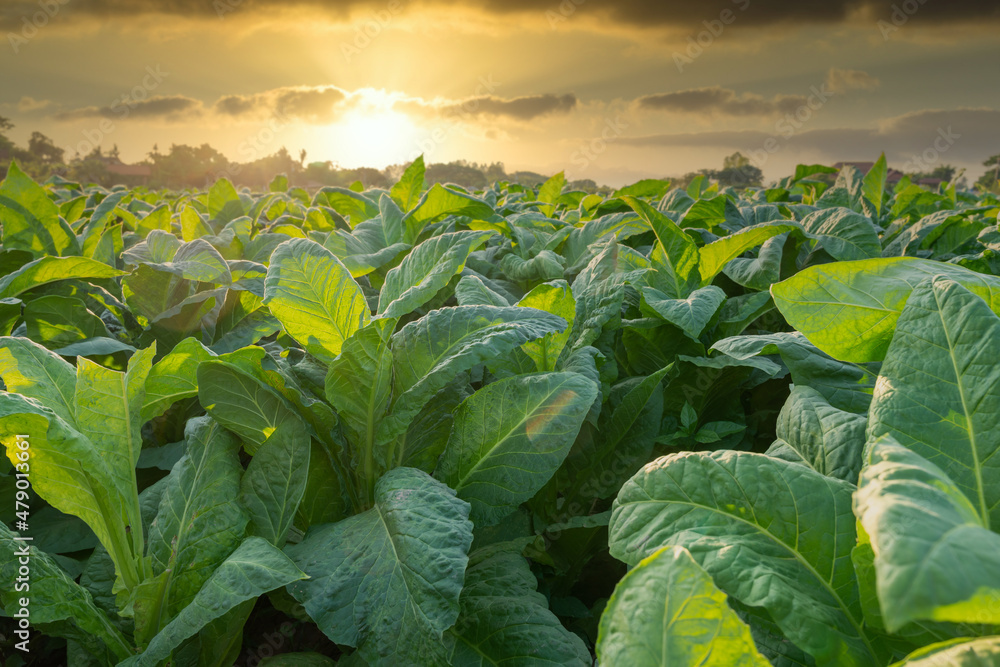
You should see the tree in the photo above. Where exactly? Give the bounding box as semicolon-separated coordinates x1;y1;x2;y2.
722;151;751;170
905;164;958;185
148;143;230;188
229;146;301;188
0;116;14;161
977;154;1000;192
425;161;488;188
710;152;763;188
27;131;65;164
68;146;111;186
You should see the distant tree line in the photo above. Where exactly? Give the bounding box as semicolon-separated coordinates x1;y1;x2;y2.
2;117;997;193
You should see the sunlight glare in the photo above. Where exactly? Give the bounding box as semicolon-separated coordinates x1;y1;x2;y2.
328;96;420;168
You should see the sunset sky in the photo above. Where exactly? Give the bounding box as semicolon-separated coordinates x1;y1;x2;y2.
2;0;999;185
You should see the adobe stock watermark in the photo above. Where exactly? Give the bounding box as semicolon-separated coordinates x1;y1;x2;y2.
7;0;70;54
341;0;403;63
72;66;170;158
234;620;296;666
407;74;500;160
673;0;751;73
570;115;629;170
546;0;586;29
10;433;32;654
214;0;243;19
877;0;930;40
901;127;960;174
747;83;836;168
211;106;295;184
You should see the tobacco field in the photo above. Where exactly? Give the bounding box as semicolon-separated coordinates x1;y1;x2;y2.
1;154;1000;666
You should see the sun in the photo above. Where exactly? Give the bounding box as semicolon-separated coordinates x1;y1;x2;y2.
329;104;421;168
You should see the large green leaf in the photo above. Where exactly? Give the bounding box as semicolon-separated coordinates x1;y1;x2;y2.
515;280;574;372
890;637;1000;666
436;372;597;526
391;155;426;212
403;184;497;242
712;331;878;414
197;356;306;455
723;233;786;291
767;385;867;483
141;337;217;422
562;212;648;270
560;241;627;358
124;232;232;285
241;419;311;547
399;376;471;473
264;238;370;364
75;343;155;480
74;346;155;582
862;153;888;218
856;439;1000;632
147;416;248;616
609;450;881;666
560;364;672;502
380;305;566;442
121;264;197;326
641;285;725;339
23;295;112;348
324;318;394;499
802;208;881;261
323;218;411;279
208;177;246;225
499;250;566;283
315;187;379;226
0;255;124;300
454;274;511;307
537;171;565;217
0;395;139;589
0;524;131;662
0;336;77;424
378;230;493;319
597;545;769;667
614;178;671;199
868;277;1000;528
771;257;1000;362
698;221;799;285
0;161;79;257
122;537;307;667
679;196;727;229
623;196;698;299
287;467;473;665
448;548;591;666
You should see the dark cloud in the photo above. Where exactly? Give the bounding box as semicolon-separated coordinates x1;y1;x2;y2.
50;85;570;126
398;93;578;121
617;108;1000;170
2;0;997;30
214;86;348;122
52;95;202;121
637;87;808;117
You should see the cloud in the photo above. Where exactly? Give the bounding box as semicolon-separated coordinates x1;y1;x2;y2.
636;87;808;117
826;68;881;94
49;85;577;127
52;95;203;122
214;86;349;122
398;93;578;121
617;107;1000;170
2;0;996;31
17;97;52;112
